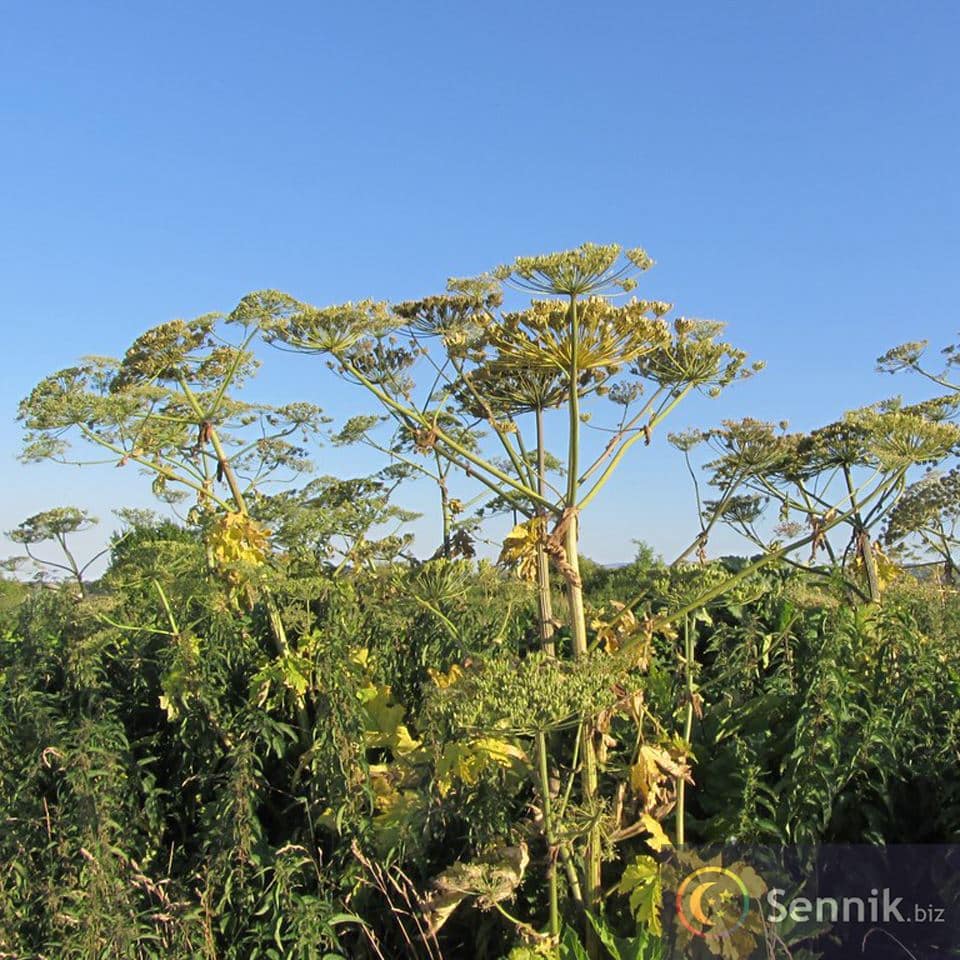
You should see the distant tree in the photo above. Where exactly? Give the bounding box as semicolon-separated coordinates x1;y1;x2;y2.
631;539;659;567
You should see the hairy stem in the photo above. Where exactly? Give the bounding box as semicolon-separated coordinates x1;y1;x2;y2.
537;730;560;938
535;406;556;656
562;294;601;957
676;615;695;845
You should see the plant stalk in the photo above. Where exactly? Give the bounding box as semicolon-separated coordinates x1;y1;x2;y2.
537;730;560;938
563;294;601;956
535;406;556;656
676;614;695;845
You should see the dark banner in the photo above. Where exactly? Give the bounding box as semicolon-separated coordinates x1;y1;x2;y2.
650;844;960;958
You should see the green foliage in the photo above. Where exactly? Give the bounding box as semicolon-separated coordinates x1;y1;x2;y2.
681;574;960;846
254;470;420;569
615;856;663;935
423;650;624;737
8;246;960;960
4;509;960;958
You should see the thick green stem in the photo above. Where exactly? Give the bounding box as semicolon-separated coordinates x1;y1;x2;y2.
535;407;556;656
843;465;880;603
859;531;881;603
536;550;554;653
565;519;601;908
537;731;560;938
208;428;249;515
563;295;601;955
559;844;584;905
566;296;581;507
676;615;695;845
436;455;451;558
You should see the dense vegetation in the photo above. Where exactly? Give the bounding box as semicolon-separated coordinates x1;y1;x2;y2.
3;244;959;959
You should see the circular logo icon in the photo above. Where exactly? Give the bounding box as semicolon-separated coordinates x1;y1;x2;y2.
676;866;751;938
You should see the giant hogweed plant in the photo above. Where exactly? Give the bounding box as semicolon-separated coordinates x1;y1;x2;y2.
684;399;960;603
19;314;325;515
16;313;340;751
17;314;326;624
253;468;422;573
241;243;760;949
668;324;960;602
642;376;960;874
6;506;106;598
649;396;960;857
877;334;960;576
332;411;487;564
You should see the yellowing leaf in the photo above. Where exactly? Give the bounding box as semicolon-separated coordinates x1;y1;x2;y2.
428;664;464;689
630;744;692;812
616;855;663;936
639;813;672;852
359;684;422;754
851;540;900;595
498;517;546;582
591;601;638;654
435;738;528;796
206;512;270;590
350;647;370;669
391;723;421;756
369;785;427;853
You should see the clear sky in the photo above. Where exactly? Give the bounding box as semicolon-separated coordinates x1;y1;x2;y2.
2;0;959;569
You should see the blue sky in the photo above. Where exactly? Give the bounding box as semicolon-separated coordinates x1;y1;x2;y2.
2;1;958;568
